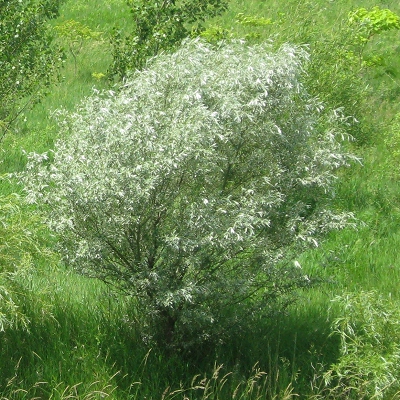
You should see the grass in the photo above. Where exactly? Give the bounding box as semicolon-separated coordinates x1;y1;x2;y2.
2;0;400;398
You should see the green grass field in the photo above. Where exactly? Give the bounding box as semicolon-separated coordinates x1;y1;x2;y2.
1;0;400;398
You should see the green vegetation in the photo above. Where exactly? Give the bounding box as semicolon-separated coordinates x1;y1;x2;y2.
109;0;228;78
54;19;102;75
0;0;64;142
1;0;400;398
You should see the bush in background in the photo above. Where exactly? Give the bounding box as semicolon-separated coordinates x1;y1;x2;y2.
0;0;64;141
322;291;400;399
109;0;228;78
0;191;51;331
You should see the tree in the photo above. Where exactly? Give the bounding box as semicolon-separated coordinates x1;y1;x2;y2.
23;39;355;349
0;0;63;142
109;0;228;78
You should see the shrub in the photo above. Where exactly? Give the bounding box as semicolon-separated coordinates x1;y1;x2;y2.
323;291;400;399
0;191;50;330
22;39;355;350
0;0;64;141
108;0;228;78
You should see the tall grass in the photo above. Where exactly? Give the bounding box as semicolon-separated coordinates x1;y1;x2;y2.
2;0;400;398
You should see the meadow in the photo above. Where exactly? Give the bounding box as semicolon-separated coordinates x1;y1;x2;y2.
1;0;400;398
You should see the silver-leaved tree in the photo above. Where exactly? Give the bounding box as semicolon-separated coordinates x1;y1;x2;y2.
23;39;355;349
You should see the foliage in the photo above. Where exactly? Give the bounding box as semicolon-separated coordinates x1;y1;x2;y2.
348;6;400;64
348;6;400;42
0;0;64;142
226;5;400;144
22;38;356;350
199;13;274;43
299;16;372;143
108;0;228;78
203;5;398;144
235;13;273;27
0;190;50;331
322;291;400;399
198;24;231;43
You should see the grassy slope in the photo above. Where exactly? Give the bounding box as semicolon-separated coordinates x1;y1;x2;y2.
1;0;400;398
